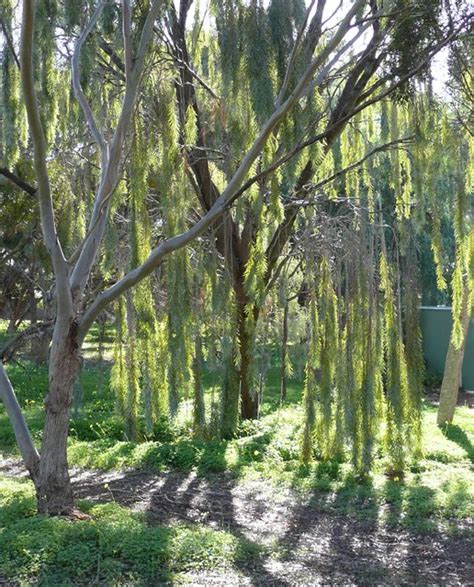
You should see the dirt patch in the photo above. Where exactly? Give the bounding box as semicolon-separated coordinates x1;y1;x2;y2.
73;468;473;585
2;460;472;585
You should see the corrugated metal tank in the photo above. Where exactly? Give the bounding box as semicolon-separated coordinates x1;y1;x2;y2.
420;307;474;390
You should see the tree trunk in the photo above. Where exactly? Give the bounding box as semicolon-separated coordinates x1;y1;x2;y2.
220;344;240;439
192;334;206;439
0;363;40;481
36;320;80;515
437;286;471;427
236;297;259;420
280;302;289;402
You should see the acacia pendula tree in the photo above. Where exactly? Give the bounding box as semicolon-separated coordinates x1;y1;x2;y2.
0;0;419;514
164;0;472;425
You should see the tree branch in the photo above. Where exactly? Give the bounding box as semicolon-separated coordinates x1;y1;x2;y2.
0;167;36;197
294;137;414;206
1;320;53;362
0;363;40;482
122;0;133;79
72;0;108;159
78;0;366;337
70;0;163;298
0;15;20;68
20;0;71;318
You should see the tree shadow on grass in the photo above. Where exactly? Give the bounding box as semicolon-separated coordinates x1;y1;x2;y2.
271;462;474;584
51;440;474;585
142;439;289;585
383;479;438;533
442;424;474;463
271;467;401;583
72;439;287;584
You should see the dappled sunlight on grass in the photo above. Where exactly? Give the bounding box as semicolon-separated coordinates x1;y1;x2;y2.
0;476;261;585
1;323;472;540
442;423;474;463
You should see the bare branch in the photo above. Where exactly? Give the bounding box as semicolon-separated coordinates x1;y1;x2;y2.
0;167;36;197
72;1;108;159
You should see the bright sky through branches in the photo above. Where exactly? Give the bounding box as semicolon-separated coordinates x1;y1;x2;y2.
176;0;450;97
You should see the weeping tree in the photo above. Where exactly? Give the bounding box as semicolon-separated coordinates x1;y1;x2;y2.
437;37;474;426
0;0;422;515
295;65;474;468
294;89;472;472
162;0;471;427
296;184;426;473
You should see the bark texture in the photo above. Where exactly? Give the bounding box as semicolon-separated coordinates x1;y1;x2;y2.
36;322;81;514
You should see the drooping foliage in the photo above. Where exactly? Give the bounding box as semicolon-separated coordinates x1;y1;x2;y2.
0;0;471;482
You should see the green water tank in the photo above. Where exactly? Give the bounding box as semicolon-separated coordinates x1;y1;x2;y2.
420;307;474;390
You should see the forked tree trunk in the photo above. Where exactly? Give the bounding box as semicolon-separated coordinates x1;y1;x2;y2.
36;320;81;515
437;286;471;427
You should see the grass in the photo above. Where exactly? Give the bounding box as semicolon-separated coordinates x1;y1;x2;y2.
0;322;473;582
1;356;472;534
0;476;261;584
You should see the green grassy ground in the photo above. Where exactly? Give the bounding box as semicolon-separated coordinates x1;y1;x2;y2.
1;357;472;527
0;323;473;583
0;477;262;584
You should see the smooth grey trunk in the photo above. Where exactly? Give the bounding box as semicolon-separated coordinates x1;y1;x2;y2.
437;284;471;427
0;363;40;480
17;0;162;515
